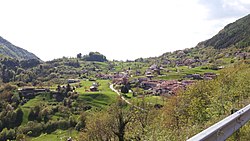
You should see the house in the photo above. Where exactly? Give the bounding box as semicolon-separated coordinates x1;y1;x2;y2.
146;74;154;79
140;81;159;90
138;77;149;83
135;70;141;76
204;72;217;80
68;79;80;83
18;87;49;99
112;78;123;85
149;64;158;70
185;74;203;80
181;80;195;86
145;71;152;75
90;86;98;92
90;82;99;91
96;73;113;79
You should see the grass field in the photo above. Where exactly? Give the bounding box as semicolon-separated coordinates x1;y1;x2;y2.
21;95;46;125
20;79;117;141
20;80;117;125
124;92;164;106
154;66;218;80
31;129;78;141
76;80;118;108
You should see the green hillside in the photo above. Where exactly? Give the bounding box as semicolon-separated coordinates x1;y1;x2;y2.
202;14;250;49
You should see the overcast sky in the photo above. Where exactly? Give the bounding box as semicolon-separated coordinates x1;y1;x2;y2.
1;0;250;61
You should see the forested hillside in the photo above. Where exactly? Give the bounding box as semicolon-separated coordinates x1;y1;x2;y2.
202;14;250;49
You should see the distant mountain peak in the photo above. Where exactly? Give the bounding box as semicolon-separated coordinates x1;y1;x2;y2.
0;36;41;61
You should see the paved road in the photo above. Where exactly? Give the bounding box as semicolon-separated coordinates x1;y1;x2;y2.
109;84;145;111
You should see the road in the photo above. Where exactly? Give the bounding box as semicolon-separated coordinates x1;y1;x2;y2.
109;84;145;111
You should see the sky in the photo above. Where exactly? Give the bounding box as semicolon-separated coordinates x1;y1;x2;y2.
0;0;250;61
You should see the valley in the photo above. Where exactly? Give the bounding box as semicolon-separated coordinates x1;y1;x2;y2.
0;14;250;141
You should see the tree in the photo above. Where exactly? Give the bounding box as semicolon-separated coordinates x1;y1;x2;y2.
28;105;41;121
2;66;14;83
6;129;15;140
109;99;134;141
69;116;77;127
20;59;40;69
82;111;112;141
16;134;26;141
83;52;108;62
121;85;129;93
15;108;23;126
0;121;3;132
39;108;51;123
75;112;87;131
0;128;7;141
56;85;61;93
81;99;135;141
77;53;82;59
66;84;71;93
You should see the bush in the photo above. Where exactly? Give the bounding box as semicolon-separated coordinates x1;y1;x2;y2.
16;134;26;141
18;121;44;137
75;121;84;131
44;121;57;134
6;129;16;140
0;128;7;141
57;120;70;130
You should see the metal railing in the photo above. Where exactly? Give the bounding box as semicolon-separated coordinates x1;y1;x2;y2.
187;104;250;141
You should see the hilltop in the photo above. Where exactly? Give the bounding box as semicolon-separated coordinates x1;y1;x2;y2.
0;36;40;60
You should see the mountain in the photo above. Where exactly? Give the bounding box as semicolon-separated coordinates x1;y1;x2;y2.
0;36;40;60
201;14;250;49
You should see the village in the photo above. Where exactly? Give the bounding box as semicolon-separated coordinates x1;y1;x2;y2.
97;64;217;96
17;62;218;110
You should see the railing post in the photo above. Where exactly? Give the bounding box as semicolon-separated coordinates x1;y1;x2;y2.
231;108;240;141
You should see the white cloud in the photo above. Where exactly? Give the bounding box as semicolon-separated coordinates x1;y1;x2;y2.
199;0;250;19
223;0;250;12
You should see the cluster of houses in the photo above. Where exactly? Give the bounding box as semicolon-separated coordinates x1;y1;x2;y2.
145;64;164;79
161;58;202;67
185;72;217;80
95;73;113;79
140;79;195;96
111;71;217;96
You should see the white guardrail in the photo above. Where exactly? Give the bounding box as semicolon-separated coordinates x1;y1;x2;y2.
187;104;250;141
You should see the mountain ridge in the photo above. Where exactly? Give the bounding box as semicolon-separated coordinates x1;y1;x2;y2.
0;36;41;61
200;14;250;49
